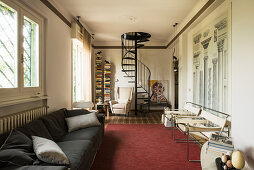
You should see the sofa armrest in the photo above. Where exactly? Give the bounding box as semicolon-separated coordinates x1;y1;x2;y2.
65;109;91;118
97;113;105;125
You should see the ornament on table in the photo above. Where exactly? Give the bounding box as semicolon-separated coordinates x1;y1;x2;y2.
217;150;245;170
98;97;103;104
231;150;245;169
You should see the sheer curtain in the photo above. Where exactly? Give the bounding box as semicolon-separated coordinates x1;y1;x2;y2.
82;28;92;101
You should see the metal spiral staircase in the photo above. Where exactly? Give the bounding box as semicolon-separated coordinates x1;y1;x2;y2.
121;32;151;115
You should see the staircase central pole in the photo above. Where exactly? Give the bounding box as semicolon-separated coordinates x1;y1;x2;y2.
135;33;138;116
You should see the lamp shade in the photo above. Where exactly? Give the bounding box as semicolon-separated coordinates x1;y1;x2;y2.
72;101;94;109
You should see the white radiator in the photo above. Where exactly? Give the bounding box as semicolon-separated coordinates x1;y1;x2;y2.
0;106;48;134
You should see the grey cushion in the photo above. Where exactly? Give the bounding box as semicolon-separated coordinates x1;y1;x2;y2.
40;109;68;141
0;133;9;149
0;130;35;168
65;113;101;132
0;130;33;152
32;136;69;165
57;140;93;170
0;149;34;167
17;120;53;140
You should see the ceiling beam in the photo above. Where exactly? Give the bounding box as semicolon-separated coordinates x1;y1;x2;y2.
40;0;71;28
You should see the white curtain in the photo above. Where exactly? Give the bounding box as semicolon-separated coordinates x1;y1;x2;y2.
82;28;92;101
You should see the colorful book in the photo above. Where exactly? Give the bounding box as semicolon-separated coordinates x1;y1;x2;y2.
207;134;234;154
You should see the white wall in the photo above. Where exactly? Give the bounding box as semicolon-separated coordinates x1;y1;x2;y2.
140;49;174;108
21;0;72;112
178;1;232;110
175;0;254;167
95;48;174;109
231;0;254;167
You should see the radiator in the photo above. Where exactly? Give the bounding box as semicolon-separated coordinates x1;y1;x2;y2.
0;106;48;134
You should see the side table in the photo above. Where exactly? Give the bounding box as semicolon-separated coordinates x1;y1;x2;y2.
95;103;109;119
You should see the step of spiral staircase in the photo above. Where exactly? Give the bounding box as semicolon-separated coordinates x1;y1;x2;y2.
121;32;151;116
121;70;135;72
137;44;144;48
122;64;135;66
137;91;148;94
122;57;135;60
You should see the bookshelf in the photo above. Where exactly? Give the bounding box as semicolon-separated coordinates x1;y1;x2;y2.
104;61;111;102
95;54;103;103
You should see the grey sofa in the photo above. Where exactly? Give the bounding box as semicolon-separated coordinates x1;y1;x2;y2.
0;109;105;170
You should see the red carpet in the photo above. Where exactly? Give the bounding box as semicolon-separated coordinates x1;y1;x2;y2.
91;124;201;170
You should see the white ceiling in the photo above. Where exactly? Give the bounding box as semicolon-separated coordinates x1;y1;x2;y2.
53;0;199;46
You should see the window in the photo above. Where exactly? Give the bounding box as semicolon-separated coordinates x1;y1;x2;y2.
23;16;39;87
72;39;84;102
0;1;18;88
72;25;92;103
0;0;43;101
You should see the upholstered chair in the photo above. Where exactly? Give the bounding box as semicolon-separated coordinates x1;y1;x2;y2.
109;87;133;116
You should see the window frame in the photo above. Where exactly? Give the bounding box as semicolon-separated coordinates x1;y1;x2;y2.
0;0;44;102
72;39;84;103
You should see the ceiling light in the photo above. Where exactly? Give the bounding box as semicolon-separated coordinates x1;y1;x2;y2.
129;16;136;23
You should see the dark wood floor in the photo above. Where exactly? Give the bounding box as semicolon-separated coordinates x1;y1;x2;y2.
105;111;163;124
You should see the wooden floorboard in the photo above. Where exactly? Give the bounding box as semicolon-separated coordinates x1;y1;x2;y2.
105;111;163;124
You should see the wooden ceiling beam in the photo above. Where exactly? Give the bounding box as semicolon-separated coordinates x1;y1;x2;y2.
40;0;71;28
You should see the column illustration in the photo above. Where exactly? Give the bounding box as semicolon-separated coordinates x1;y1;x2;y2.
201;37;211;107
212;58;218;110
193;52;200;104
199;70;203;106
217;38;224;111
215;18;227;111
208;68;212;108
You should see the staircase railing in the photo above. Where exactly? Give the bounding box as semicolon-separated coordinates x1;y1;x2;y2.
137;60;151;94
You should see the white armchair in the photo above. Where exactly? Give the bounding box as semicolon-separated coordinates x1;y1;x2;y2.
109;87;133;116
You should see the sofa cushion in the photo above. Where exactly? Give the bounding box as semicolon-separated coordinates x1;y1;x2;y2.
57;140;93;170
0;133;9;149
65;109;91;118
0;149;34;167
0;130;33;152
40;109;68;141
0;130;36;168
65;113;101;132
57;126;101;144
17;120;53;140
32;136;69;165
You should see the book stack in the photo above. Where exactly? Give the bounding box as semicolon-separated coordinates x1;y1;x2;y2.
95;55;103;103
207;134;234;154
104;61;111;102
96;104;104;113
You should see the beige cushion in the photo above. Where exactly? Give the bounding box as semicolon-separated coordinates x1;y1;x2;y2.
117;99;128;104
32;136;69;165
65;112;101;132
112;104;126;109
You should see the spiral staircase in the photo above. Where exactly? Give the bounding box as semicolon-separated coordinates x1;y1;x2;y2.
121;32;151;115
